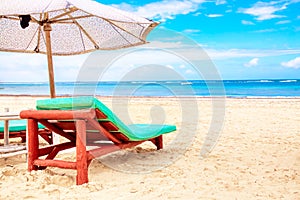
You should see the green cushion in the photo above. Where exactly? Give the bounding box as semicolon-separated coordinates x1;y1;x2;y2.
0;120;45;132
36;97;176;141
126;124;176;140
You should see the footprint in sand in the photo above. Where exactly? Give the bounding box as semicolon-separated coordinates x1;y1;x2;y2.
2;167;18;176
51;175;75;187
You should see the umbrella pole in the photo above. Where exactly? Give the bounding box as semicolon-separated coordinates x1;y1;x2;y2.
44;23;56;98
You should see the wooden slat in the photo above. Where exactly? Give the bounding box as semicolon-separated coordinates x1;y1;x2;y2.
33;159;76;169
113;132;129;142
86;117;121;144
99;121;118;131
86;131;110;141
95;109;107;119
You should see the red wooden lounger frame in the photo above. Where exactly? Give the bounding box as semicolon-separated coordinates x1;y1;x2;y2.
20;108;163;185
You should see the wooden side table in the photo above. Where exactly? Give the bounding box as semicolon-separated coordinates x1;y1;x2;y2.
0;114;20;145
0;113;27;157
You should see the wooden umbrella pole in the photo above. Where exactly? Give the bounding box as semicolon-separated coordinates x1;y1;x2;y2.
44;22;56;98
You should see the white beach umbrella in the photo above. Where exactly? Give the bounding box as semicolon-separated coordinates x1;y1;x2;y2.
0;0;158;98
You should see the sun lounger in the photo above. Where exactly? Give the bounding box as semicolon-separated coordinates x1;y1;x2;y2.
0;119;52;144
20;97;176;185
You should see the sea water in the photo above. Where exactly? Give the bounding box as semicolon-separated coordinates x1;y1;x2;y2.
0;79;299;98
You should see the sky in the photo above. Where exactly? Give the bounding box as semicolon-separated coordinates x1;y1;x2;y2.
0;0;300;82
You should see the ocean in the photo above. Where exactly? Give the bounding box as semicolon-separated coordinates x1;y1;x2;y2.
0;79;299;98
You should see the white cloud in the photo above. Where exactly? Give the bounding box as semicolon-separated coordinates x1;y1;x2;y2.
146;40;300;62
242;20;255;25
281;57;300;69
138;40;300;62
193;12;201;16
0;53;87;82
253;29;276;33
216;0;227;5
205;49;300;60
81;48;201;81
146;40;185;49
207;14;223;18
291;0;300;3
110;2;136;12
112;0;206;22
183;29;201;34
276;20;290;24
238;1;287;21
185;69;194;74
244;58;259;67
166;64;174;69
2;36;300;82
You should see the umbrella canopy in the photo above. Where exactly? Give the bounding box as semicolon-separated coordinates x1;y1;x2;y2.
0;0;158;97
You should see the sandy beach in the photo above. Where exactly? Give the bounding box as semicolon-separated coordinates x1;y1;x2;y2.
0;96;299;199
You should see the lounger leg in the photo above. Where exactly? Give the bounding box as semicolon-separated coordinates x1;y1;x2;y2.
76;120;88;185
153;135;163;150
21;136;26;143
27;119;39;171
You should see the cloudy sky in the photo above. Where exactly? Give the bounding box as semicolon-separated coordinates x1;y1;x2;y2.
0;0;299;82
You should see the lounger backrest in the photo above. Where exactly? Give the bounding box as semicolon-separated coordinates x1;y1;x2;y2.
36;97;139;141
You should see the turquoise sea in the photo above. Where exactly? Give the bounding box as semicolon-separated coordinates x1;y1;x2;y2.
0;79;299;98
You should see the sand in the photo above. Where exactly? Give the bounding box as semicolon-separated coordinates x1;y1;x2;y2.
0;96;299;199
